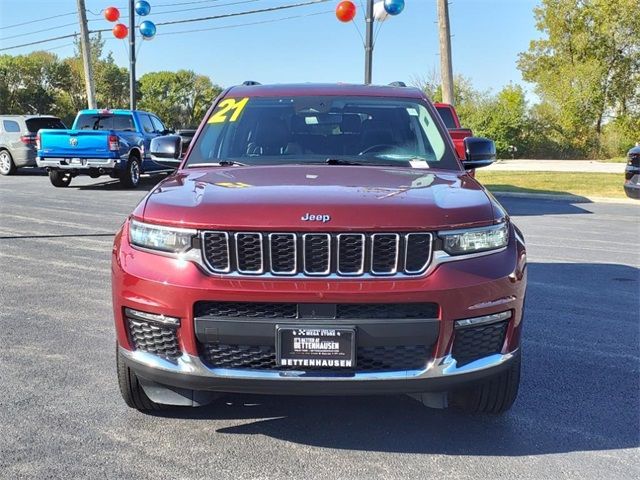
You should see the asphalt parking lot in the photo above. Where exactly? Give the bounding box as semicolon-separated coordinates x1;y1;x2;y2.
1;170;638;479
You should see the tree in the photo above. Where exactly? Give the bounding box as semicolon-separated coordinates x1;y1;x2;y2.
0;51;70;116
60;34;128;116
138;70;222;128
518;0;640;156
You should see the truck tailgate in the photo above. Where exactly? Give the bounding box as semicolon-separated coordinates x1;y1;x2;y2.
38;129;115;159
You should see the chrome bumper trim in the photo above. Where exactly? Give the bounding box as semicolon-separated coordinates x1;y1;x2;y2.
36;157;118;169
119;346;518;382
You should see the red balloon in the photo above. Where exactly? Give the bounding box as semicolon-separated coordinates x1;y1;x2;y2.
112;23;128;39
336;1;356;22
104;6;120;22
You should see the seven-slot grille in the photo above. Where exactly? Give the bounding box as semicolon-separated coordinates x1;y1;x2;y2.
201;231;433;277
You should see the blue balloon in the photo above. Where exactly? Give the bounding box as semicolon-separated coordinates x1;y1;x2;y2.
135;0;151;16
139;20;156;40
383;0;405;15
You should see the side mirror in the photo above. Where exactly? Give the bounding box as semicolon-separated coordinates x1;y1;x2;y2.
150;135;181;159
462;137;496;169
150;135;182;168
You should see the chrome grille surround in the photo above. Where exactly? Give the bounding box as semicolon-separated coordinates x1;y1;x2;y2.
302;233;331;276
336;233;366;276
200;231;433;278
234;232;264;274
370;233;400;275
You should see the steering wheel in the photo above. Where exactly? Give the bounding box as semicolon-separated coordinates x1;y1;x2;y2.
358;144;396;156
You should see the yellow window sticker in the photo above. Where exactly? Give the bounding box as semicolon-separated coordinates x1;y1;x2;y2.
208;97;249;124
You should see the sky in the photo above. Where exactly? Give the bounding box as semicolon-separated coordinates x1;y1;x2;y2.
0;0;542;97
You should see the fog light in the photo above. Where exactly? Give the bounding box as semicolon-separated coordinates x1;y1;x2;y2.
454;311;511;329
124;307;180;326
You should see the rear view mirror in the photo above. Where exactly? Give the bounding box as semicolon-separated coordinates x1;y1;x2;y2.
462;137;496;169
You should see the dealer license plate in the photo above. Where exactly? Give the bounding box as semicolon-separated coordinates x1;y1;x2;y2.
276;327;356;369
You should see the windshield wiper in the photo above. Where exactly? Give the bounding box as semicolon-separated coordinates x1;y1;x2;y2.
217;160;247;167
325;158;365;166
188;161;247;168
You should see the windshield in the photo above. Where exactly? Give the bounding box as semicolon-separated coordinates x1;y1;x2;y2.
186;95;459;170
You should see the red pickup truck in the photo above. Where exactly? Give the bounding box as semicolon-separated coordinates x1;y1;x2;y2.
112;83;527;415
434;102;473;160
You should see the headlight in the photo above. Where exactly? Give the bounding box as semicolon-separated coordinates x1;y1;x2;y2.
439;223;509;255
129;219;196;253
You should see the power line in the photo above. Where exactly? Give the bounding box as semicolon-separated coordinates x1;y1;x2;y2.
1;11;76;30
0;21;80;43
0;0;330;52
154;0;236;6
91;0;331;31
156;9;331;36
150;0;262;17
0;33;79;52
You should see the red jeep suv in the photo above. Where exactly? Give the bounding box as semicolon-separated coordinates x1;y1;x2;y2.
112;83;527;414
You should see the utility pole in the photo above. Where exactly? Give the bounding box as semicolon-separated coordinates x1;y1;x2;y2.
437;0;454;105
129;0;136;109
364;0;374;84
76;0;96;108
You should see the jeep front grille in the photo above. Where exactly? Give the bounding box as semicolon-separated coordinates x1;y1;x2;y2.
201;231;433;277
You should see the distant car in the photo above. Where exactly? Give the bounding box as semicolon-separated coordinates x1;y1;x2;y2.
0;115;66;175
624;146;640;199
37;109;174;188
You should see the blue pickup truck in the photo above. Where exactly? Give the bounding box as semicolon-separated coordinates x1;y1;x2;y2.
37;109;176;188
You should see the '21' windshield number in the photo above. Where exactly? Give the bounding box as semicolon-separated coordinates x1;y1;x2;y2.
208;97;249;124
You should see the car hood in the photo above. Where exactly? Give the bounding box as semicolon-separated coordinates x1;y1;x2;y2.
139;165;496;231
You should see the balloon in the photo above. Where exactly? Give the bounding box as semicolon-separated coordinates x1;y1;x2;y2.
383;0;405;15
112;23;128;39
335;1;356;22
373;1;389;22
135;0;151;16
104;6;120;22
139;20;156;40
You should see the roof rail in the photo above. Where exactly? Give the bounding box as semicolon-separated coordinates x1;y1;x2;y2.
388;81;407;87
242;80;261;86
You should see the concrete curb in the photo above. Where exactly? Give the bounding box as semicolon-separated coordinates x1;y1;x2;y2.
491;190;639;205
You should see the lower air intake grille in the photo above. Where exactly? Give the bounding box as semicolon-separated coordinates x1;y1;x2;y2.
194;302;298;319
452;321;508;367
201;344;431;371
127;318;180;360
194;302;439;320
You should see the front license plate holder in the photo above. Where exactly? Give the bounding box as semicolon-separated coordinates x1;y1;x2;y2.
276;326;356;369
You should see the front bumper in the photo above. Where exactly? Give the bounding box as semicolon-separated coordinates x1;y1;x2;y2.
113;222;527;395
120;346;519;395
36;156;118;170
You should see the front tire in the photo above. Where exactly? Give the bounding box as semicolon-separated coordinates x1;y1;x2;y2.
49;170;72;187
119;156;141;188
116;346;162;411
450;353;521;414
0;150;16;175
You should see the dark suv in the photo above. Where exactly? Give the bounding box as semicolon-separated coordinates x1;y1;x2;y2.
0;115;66;175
